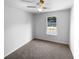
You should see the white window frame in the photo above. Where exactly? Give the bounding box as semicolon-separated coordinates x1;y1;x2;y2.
46;16;57;35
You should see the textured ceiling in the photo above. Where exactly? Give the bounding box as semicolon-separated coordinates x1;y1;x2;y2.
5;0;74;13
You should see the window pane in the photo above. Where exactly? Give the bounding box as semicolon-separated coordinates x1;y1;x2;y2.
47;17;57;35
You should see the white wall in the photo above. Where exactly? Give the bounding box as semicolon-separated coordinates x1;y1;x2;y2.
70;7;74;57
70;0;79;58
34;9;71;44
74;0;79;58
4;5;33;57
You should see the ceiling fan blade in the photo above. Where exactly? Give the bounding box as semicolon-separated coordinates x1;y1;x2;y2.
22;0;33;3
27;6;37;8
22;0;38;4
27;6;48;9
43;7;47;9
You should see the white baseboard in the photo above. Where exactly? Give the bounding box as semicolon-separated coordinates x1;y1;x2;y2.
69;45;74;58
4;39;32;57
34;35;68;45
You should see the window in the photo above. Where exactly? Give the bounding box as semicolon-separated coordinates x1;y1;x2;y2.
47;17;57;35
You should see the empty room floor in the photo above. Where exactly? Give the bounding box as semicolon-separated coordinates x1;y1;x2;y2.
5;39;73;59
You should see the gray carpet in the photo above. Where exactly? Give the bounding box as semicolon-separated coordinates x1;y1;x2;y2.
5;39;73;59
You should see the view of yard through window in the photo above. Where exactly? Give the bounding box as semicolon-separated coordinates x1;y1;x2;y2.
47;17;57;35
